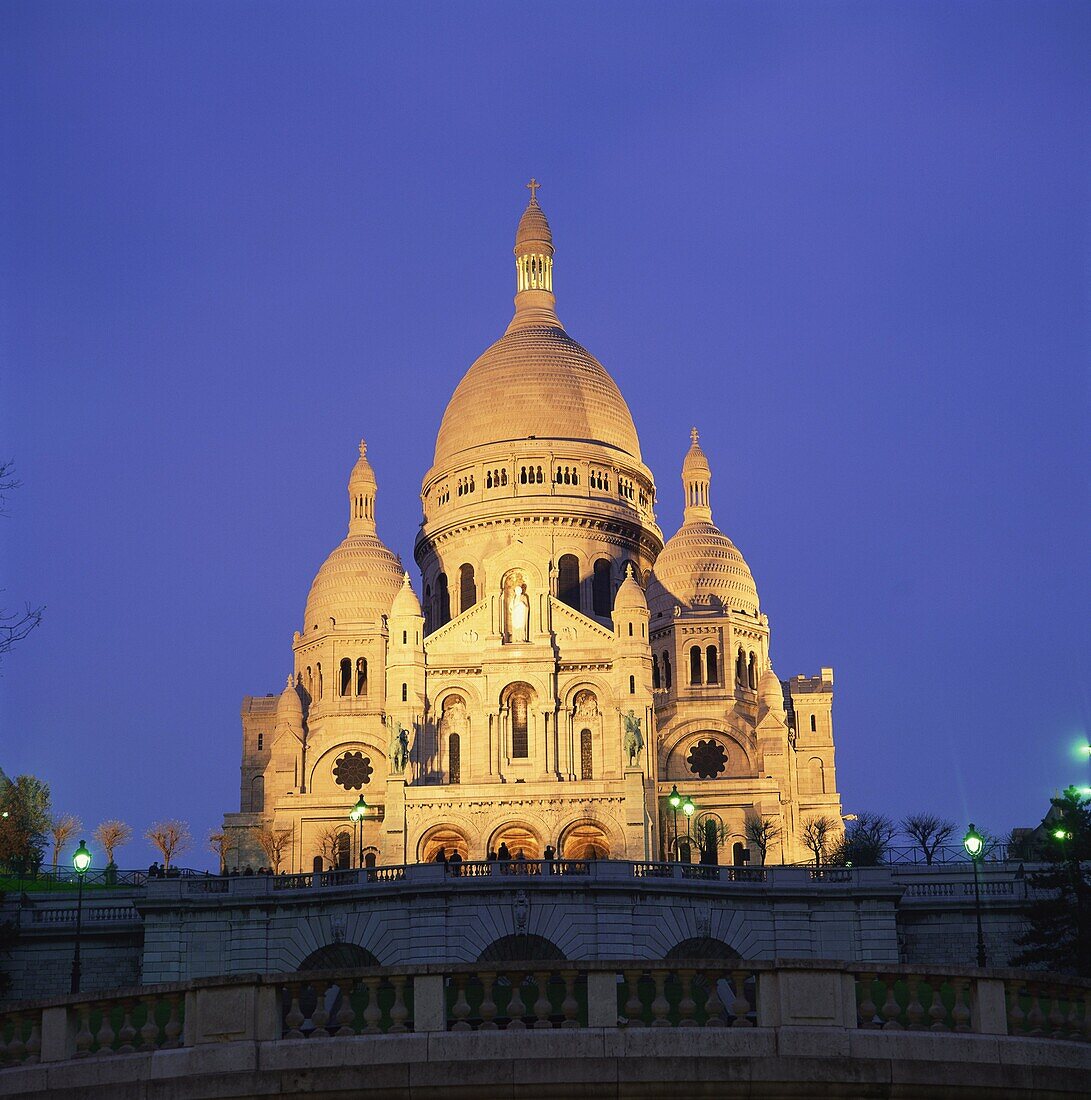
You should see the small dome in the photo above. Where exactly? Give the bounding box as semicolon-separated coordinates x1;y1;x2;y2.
348;439;376;490
304;534;404;632
646;522;760;619
389;572;423;618
682;427;710;477
515;197;552;253
276;675;304;730
758;667;785;716
614;564;648;612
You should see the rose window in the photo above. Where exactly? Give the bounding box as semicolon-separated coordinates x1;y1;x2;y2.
687;739;727;779
333;751;373;790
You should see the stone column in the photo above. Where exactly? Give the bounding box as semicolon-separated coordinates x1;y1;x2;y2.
383;778;407;865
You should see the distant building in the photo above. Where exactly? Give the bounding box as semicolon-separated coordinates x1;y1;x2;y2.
224;186;842;872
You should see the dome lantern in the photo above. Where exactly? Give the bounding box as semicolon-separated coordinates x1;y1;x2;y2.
682;427;713;524
508;179;560;333
348;439;377;536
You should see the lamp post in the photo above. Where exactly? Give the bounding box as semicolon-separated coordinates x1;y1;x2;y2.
70;839;92;994
682;795;696;862
963;824;987;968
348;796;367;869
668;785;681;860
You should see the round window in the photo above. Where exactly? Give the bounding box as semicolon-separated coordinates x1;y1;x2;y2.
687;739;727;779
333;751;373;790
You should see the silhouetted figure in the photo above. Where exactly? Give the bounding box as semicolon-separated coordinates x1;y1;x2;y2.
434;847;447;864
543;845;555;861
449;850;462;876
487;849;498;861
497;842;511;861
243;865;254;876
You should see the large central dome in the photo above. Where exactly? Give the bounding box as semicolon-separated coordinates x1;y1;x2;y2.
431;187;642;469
433;324;642;467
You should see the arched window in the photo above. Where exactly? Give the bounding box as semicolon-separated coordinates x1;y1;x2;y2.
627;622;633;637
732;841;747;867
748;651;757;689
486;471;493;488
459;563;476;614
690;645;703;686
663;652;672;690
810;713;817;733
629;675;635;694
652;655;661;689
436;573;450;626
339;658;352;697
736;648;747;684
558;554;580;610
592;558;612;616
706;646;718;685
336;831;350;870
257;733;263;751
402;630;407;644
536;466;544;483
520;466;528;484
355;657;368;696
316;663;322;700
511;691;529;758
802;757;825;794
580;728;593;780
364;851;376;868
306;667;313;697
449;733;461;784
251;774;264;813
401;683;408;702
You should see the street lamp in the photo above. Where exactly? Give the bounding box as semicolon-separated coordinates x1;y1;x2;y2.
70;839;92;993
667;785;681;860
962;824;987;967
348;796;367;869
682;796;696;862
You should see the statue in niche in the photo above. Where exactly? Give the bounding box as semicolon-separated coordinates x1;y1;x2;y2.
385;717;410;775
623;710;644;767
574;690;598;721
503;573;531;643
440;695;468;735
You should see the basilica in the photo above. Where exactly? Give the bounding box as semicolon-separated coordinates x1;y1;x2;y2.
223;185;842;872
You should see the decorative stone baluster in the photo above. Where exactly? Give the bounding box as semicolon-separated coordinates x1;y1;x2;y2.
1005;981;1025;1036
902;976;925;1030
880;977;903;1030
856;974;878;1029
1084;991;1091;1044
139;995;160;1049
117;1000;138;1053
74;1005;94;1057
560;970;579;1029
1064;992;1081;1043
1047;988;1066;1039
532;971;553;1028
95;1001;116;1054
479;972;498;1030
649;971;670;1027
362;977;383;1034
310;981;330;1038
450;977;472;1032
23;1015;41;1065
702;970;727;1027
163;994;183;1049
7;1015;25;1064
284;984;305;1038
389;976;410;1033
1026;985;1046;1036
677;969;697;1027
334;981;356;1036
951;979;971;1033
928;979;949;1031
623;970;645;1027
730;971;753;1028
506;973;528;1029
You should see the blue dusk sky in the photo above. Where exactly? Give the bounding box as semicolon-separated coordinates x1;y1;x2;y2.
1;2;1088;870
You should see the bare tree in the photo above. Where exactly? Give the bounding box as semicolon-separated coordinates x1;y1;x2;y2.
315;824;343;870
0;462;43;661
831;812;897;866
49;813;81;872
902;813;955;865
256;824;294;873
800;814;840;867
743;813;783;865
145;820;191;870
208;830;231;875
93;819;132;866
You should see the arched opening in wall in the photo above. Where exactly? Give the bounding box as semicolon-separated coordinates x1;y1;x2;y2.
298;943;380;972
477;934;566;963
579;728;593;780
449;732;461;784
663;652;672;689
689;645;703;685
810;713;817;733
339;658;352;697
306;667;313;698
501;570;531;643
629;675;635;695
503;683;534;759
491;823;541;860
557;554;580;610
801;757;825;795
250;775;264;814
592;558;612;616
665;937;741;962
316;663;322;700
732;841;749;867
436;573;451;627
748;651;757;689
355;657;368;696
652;655;661;689
706;646;718;685
335;831;350;870
419;825;470;864
703;818;721;865
363;851;376;868
736;648;746;684
312;855;323;874
459;563;476;614
678;838;693;863
561;822;610;860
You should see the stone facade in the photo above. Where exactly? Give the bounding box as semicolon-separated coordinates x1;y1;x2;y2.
223;186;843;876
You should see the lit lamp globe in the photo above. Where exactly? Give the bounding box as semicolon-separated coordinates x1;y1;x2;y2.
962;824;984;860
1053;827;1073;842
682;796;696;818
72;840;92;875
349;796;367;822
668;786;681;811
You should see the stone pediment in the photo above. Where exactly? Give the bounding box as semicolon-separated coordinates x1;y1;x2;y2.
548;597;618;648
423;600;492;656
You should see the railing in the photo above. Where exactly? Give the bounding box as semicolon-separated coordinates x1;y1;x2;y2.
445;859;590;878
30;905;139;924
1;962;1088;1071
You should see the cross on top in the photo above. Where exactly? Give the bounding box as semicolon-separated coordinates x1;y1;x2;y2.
526;178;541;203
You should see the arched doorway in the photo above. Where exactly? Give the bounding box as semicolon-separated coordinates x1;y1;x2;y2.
298;943;379;971
560;822;610;860
419;825;470;863
477;934;565;963
491;823;541;860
